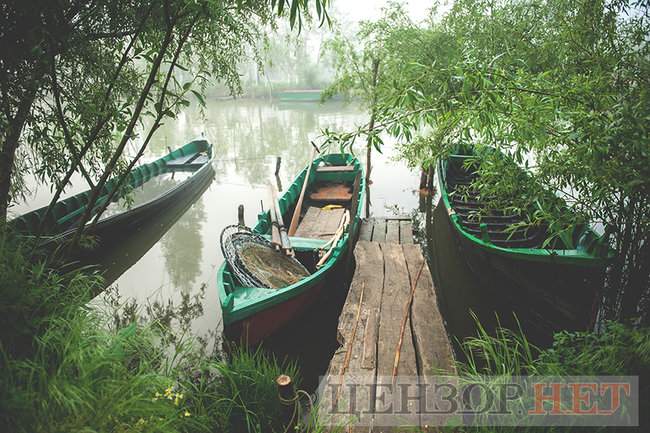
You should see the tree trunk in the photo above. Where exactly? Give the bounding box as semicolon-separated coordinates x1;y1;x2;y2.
0;82;40;224
67;22;176;249
89;18;196;227
365;57;380;218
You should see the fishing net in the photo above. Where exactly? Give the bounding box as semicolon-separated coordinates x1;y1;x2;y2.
220;225;310;289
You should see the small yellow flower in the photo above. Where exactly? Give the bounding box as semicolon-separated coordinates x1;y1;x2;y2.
184;410;191;417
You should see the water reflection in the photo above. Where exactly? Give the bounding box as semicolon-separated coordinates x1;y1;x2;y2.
102;99;418;356
160;193;206;292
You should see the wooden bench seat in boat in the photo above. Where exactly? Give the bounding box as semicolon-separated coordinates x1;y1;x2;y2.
308;183;353;203
315;165;355;173
293;206;345;240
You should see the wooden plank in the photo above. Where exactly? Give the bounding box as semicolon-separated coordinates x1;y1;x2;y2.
385;220;400;243
319;241;384;430
316;165;355;173
399;220;414;244
361;308;379;369
319;208;346;239
374;243;419;430
402;243;456;376
372;219;386;242
359;219;374;241
309;183;352;202
402;244;456;429
294;207;344;240
293;206;320;238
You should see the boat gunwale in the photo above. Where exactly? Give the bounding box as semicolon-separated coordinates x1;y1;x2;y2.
12;139;213;238
217;153;364;325
436;155;607;266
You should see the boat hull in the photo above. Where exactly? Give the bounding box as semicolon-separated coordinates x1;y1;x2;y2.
81;164;215;285
223;275;328;346
436;151;606;335
218;153;364;346
61;161;214;246
449;215;603;332
12;139;213;238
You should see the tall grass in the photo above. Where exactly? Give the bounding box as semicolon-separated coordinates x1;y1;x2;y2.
453;314;649;433
0;232;305;433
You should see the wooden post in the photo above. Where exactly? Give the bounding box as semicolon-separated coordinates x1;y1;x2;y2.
365;57;380;219
275;156;282;176
276;374;295;428
420;168;427;190
237;204;245;226
346;172;362;273
275;174;283;192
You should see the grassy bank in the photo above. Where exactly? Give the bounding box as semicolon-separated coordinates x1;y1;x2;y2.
452;315;649;432
2;230;647;432
0;233;304;433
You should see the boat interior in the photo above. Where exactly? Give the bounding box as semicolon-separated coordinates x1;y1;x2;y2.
283;161;360;269
12;140;212;235
444;154;605;252
445;155;556;249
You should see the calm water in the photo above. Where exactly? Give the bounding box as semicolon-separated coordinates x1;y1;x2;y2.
20;99;419;368
11;97;572;387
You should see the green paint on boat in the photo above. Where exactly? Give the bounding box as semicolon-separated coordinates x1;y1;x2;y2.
274;89;322;103
437;149;609;266
12;139;213;236
217;153;364;326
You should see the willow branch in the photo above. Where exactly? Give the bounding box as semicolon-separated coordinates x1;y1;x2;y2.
89;16;198;226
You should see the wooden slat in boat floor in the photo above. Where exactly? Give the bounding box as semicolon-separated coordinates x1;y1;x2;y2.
309;183;353;203
359;217;414;244
293;206;345;240
319;239;456;431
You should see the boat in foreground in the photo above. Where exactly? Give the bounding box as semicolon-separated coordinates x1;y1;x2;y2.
12;139;214;250
438;148;608;330
217;153;364;345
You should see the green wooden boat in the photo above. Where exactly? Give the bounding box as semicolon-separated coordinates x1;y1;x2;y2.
12;139;213;246
217;153;364;344
438;148;609;329
274;89;322;103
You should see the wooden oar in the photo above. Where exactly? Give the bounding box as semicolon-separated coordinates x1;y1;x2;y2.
268;192;282;251
270;183;293;256
288;147;318;236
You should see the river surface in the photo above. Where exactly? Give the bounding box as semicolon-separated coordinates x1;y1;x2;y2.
11;97;575;388
11;99;419;377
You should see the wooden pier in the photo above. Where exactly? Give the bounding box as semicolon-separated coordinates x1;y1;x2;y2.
318;217;455;432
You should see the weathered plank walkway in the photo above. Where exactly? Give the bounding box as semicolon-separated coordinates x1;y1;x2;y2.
319;217;455;432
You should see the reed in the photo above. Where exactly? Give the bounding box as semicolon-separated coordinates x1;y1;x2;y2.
0;233;306;433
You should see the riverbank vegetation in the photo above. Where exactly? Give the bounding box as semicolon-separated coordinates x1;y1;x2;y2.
1;1;329;432
0;231;309;433
1;0;648;431
324;0;649;324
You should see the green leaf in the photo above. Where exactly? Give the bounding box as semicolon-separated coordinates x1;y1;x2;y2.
191;90;206;107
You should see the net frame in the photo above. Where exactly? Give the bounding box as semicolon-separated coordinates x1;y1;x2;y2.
219;224;309;289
